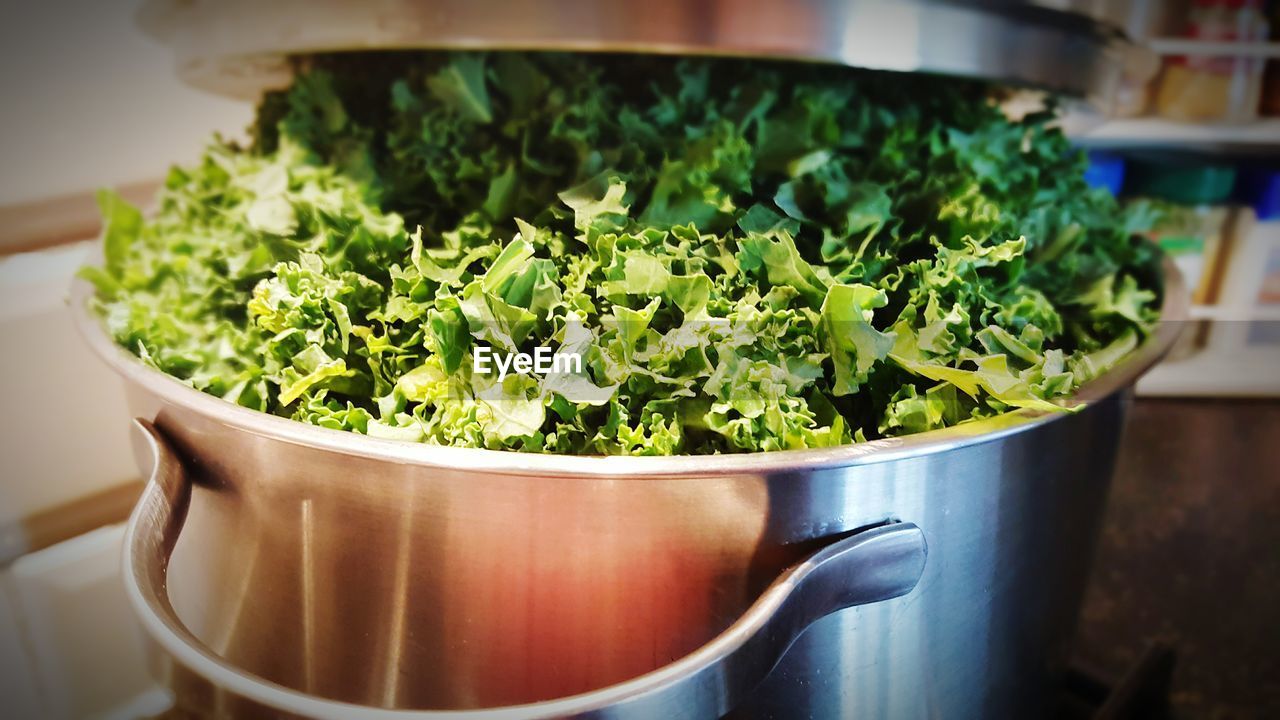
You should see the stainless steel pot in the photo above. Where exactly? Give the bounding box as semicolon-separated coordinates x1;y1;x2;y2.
73;257;1184;719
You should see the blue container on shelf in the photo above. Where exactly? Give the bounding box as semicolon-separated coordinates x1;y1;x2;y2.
1235;168;1280;221
1082;151;1126;196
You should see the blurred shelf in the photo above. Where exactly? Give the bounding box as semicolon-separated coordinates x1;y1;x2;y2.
1188;305;1280;322
1146;39;1280;58
1137;353;1280;397
1074;118;1280;150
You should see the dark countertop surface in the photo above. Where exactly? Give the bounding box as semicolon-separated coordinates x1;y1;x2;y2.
1073;398;1280;719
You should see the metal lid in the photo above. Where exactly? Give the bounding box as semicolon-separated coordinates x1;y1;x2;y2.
139;0;1148;108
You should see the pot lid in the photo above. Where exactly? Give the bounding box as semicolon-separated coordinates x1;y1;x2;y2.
139;0;1148;108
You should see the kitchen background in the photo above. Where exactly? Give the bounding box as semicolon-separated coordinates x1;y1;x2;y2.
0;0;1277;718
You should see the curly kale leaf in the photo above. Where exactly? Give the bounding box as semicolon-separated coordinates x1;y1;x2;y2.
87;53;1160;455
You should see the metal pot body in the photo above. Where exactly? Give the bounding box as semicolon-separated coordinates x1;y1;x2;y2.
84;260;1187;719
117;376;1127;719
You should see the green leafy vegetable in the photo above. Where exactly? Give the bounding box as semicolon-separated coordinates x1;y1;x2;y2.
83;52;1161;455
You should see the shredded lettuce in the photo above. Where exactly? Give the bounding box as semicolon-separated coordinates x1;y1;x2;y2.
83;53;1160;455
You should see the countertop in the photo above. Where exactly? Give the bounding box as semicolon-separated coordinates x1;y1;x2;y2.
1075;398;1280;718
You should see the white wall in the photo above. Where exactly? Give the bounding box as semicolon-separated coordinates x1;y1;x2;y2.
0;0;253;205
0;0;252;525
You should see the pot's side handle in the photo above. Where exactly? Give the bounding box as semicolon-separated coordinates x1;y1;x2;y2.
770;520;929;637
124;419;191;641
565;522;928;720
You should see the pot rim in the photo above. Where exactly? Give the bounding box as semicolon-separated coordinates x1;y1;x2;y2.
72;256;1186;478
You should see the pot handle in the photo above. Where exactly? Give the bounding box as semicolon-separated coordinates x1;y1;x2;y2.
126;419;191;609
123;418;927;720
564;520;928;719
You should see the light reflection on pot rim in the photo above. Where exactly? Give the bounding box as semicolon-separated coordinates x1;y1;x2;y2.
72;256;1186;479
